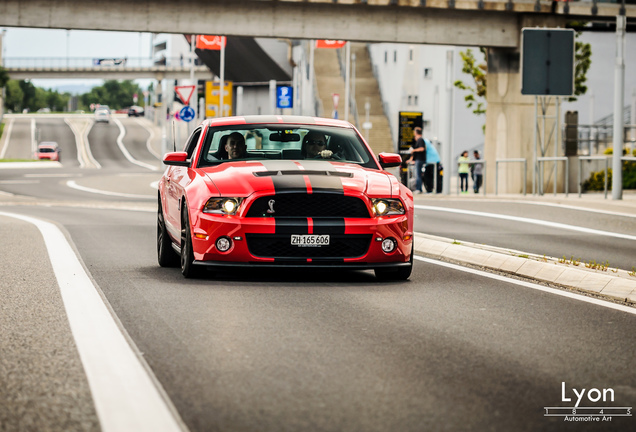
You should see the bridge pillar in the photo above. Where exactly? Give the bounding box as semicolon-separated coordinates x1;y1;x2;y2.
484;48;529;195
484;15;567;195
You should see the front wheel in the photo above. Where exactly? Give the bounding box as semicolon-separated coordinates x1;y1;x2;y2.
180;204;199;278
374;245;414;281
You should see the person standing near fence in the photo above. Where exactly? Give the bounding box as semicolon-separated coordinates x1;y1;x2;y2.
424;138;441;193
458;150;470;194
472;150;483;193
408;127;427;194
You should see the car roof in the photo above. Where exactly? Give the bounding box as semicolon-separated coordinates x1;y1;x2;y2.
38;141;58;146
199;115;355;129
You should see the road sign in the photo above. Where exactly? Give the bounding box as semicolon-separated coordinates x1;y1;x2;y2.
179;106;196;122
175;85;196;105
521;28;575;96
398;111;423;153
276;86;293;109
332;93;339;110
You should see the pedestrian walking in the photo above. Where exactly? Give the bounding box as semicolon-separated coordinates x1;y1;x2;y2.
458;150;470;194
472;150;483;193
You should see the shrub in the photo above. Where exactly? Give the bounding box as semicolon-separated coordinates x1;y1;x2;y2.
584;155;636;191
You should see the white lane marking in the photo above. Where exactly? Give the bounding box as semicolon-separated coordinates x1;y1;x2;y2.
0;190;15;197
415;256;636;315
0;211;186;432
113;118;159;171
437;199;636;220
415;205;636;242
66;180;154;199
0;117;15;159
24;173;82;178
64;118;101;169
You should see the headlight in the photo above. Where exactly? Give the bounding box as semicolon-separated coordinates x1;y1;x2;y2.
203;198;243;215
371;198;405;216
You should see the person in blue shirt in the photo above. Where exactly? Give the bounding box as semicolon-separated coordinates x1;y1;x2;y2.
423;139;442;193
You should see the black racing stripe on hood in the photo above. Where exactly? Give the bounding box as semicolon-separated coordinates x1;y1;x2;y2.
295;161;344;193
313;218;345;235
260;160;307;193
275;218;308;235
307;175;343;193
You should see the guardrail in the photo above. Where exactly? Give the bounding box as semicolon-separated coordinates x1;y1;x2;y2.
495;158;527;196
537;156;569;197
2;57;195;68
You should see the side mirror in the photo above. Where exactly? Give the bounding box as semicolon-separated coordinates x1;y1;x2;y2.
163;152;190;166
378;153;402;168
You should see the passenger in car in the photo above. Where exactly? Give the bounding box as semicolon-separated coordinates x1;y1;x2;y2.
225;132;247;159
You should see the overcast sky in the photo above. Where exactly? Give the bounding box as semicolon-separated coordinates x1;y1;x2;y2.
1;27;153;91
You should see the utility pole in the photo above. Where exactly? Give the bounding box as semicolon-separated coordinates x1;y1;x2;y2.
612;14;625;200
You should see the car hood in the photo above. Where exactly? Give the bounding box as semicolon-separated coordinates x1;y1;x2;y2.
200;160;395;198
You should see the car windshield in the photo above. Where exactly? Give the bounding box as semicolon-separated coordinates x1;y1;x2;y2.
38;147;55;153
197;124;378;169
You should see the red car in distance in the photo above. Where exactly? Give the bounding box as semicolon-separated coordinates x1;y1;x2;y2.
157;116;414;280
37;142;61;162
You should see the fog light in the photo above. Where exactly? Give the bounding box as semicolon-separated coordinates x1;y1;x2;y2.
216;236;232;252
381;238;396;253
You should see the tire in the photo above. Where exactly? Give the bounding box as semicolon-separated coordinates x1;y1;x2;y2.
374;244;414;281
180;203;199;278
157;198;179;267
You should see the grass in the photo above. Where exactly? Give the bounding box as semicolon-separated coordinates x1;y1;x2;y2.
0;159;41;162
452;240;461;245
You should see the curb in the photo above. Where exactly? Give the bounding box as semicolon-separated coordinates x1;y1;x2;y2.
0;161;62;169
413;233;636;305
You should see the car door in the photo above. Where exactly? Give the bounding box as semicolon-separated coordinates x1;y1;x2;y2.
164;127;203;238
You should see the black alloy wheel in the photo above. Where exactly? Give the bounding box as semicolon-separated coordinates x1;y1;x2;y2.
157;197;179;267
374;243;414;281
180;203;198;278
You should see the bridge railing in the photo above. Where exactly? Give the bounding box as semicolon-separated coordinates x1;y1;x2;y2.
1;57;195;68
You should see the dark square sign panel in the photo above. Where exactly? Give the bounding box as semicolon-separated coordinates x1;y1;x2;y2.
521;28;575;96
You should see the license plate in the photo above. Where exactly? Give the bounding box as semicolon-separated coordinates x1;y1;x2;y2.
290;234;330;247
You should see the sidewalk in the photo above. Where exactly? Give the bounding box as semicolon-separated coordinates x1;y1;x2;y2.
412;188;636;306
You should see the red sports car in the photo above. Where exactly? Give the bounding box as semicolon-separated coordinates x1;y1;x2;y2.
37;142;61;162
157;116;414;280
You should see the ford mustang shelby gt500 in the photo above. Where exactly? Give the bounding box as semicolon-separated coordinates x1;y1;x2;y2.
158;116;414;280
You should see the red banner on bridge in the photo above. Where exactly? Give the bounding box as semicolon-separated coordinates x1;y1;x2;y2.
315;40;346;49
196;35;227;50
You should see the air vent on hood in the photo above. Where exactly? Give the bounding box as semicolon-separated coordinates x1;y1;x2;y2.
254;170;352;178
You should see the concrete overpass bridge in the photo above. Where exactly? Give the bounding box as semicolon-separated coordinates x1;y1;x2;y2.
1;0;635;195
0;0;634;48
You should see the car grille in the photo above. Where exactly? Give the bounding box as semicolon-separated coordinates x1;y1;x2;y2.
246;234;372;259
246;193;370;218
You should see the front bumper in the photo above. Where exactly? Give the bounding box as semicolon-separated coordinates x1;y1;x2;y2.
189;211;412;266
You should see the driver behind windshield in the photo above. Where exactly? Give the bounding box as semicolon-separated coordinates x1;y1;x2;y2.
302;132;329;159
225;132;247;159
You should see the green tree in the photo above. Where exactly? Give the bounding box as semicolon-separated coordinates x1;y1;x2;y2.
0;66;9;89
453;48;487;117
4;80;24;112
80;80;143;110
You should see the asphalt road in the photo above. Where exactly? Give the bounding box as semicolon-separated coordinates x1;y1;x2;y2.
1;115;635;431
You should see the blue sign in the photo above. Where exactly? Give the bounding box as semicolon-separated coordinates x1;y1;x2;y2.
276;86;293;109
179;106;196;122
